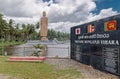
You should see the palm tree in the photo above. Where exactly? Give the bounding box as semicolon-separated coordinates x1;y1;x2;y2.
36;22;39;29
27;24;36;40
35;22;40;40
21;24;27;41
0;14;8;41
14;23;20;41
8;19;14;41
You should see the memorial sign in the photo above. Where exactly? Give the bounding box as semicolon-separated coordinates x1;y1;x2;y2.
75;31;120;46
71;14;120;76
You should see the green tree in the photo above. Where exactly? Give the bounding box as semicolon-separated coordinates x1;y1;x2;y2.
47;29;70;41
27;24;36;40
36;22;39;29
0;14;8;41
8;19;15;41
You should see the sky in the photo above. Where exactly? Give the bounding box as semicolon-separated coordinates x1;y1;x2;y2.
0;0;120;32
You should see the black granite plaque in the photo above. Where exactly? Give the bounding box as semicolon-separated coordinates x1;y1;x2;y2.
103;47;119;74
104;58;118;68
71;14;120;76
104;66;117;73
75;45;81;61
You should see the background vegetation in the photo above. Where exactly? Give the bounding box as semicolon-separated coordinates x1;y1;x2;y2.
0;13;70;42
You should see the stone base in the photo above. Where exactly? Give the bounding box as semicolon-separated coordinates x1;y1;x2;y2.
41;37;48;41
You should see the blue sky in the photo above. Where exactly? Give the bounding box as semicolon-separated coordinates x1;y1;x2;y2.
42;0;120;14
0;0;119;32
94;0;120;14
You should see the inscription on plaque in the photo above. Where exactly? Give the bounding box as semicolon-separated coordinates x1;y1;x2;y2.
103;47;119;74
75;45;81;61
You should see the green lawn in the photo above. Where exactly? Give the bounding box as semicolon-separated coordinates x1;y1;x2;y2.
0;57;82;79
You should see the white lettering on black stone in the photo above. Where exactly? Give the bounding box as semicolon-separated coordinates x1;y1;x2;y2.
75;40;119;45
100;40;119;45
97;34;109;38
78;33;110;39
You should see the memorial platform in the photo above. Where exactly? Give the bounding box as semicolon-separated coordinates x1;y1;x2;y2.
8;56;46;62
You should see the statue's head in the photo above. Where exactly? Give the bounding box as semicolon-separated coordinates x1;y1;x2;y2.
43;11;46;17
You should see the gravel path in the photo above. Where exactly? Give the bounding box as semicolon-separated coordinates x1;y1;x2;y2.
45;58;119;79
0;74;18;79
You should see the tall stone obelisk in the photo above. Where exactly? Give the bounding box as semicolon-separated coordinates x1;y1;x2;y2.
40;11;48;41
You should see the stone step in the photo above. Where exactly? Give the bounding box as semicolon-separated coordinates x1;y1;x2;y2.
8;56;46;62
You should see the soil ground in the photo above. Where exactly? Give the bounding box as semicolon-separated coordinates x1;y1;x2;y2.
45;58;119;79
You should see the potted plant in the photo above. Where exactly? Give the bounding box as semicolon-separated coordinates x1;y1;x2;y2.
32;44;45;57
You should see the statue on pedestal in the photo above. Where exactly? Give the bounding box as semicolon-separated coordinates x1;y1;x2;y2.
40;11;48;41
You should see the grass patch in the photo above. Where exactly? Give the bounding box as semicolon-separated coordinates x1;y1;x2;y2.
0;57;82;79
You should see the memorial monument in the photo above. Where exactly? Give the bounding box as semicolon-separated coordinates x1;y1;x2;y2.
40;11;48;41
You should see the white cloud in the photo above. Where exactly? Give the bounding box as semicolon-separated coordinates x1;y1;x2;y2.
48;0;96;22
49;8;118;33
0;0;48;18
48;22;80;33
0;0;119;33
4;16;39;24
0;0;96;22
88;8;118;22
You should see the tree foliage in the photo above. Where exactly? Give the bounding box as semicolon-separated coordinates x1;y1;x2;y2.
47;29;70;41
0;13;70;42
